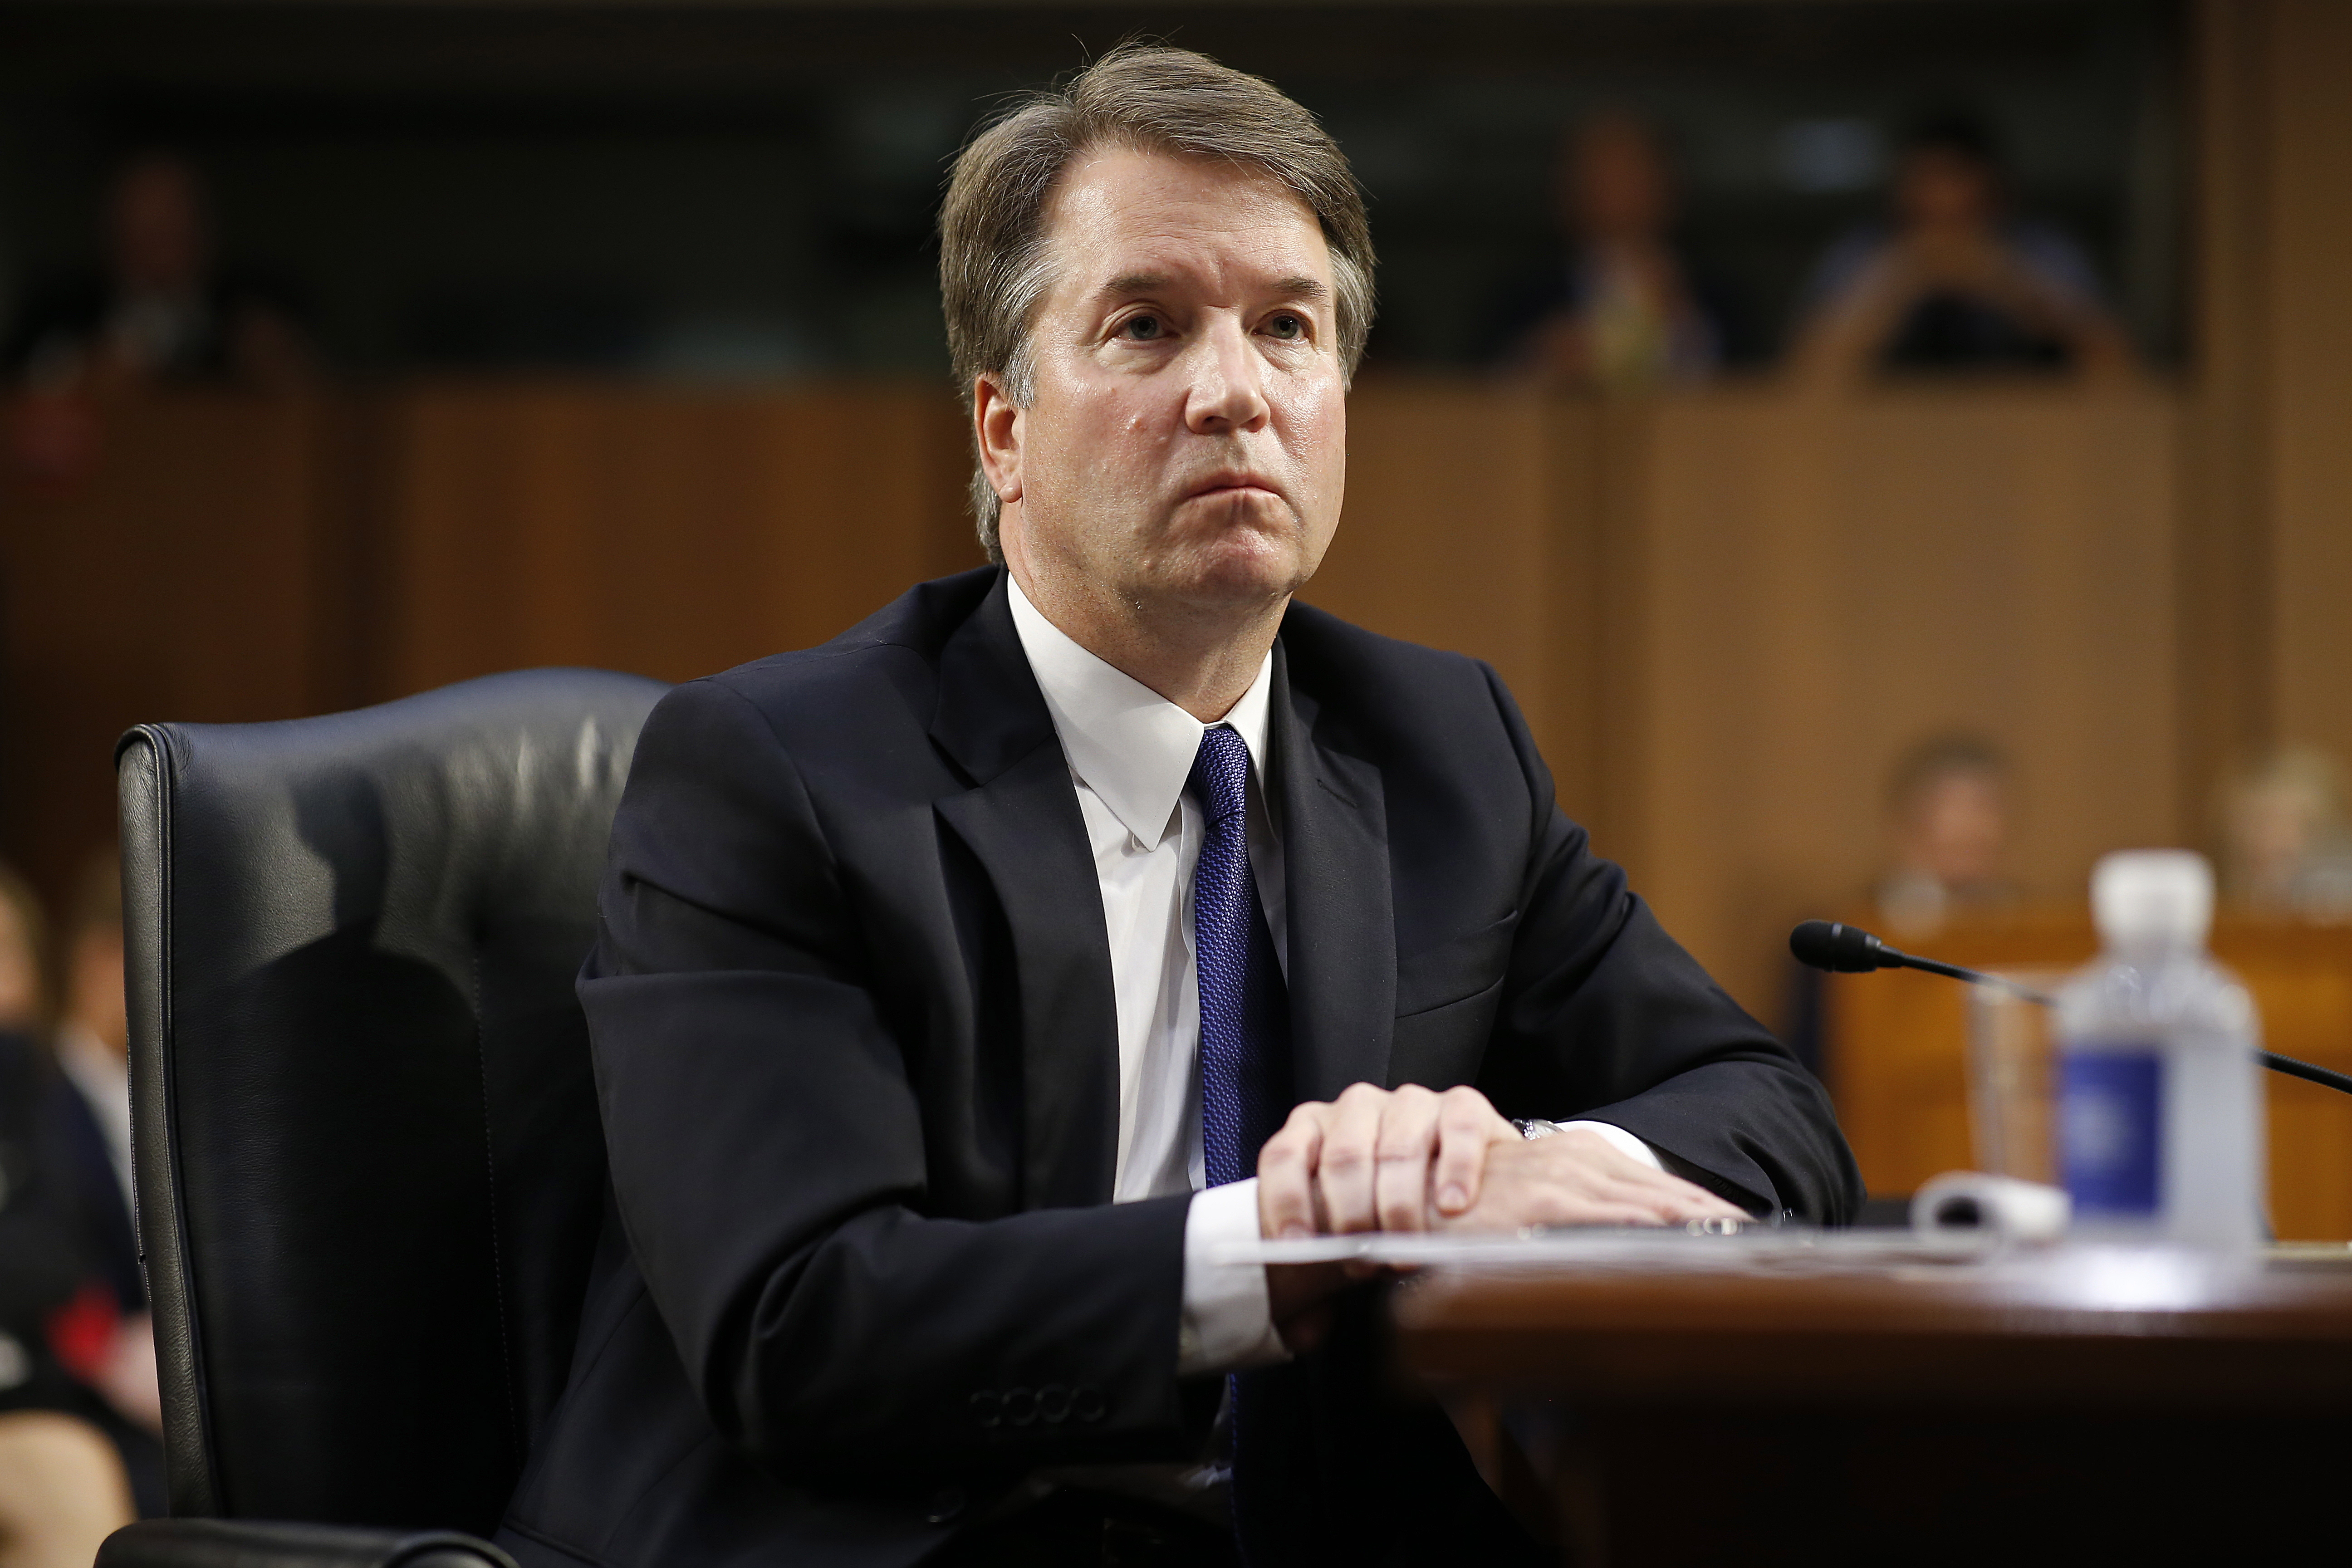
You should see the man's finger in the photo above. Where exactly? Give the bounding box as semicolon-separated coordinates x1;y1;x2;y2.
1315;1083;1389;1234
1372;1084;1442;1233
1431;1086;1510;1215
1257;1102;1331;1240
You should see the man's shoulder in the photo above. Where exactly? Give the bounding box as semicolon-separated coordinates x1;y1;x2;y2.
691;566;998;713
625;568;1000;787
1280;597;1500;712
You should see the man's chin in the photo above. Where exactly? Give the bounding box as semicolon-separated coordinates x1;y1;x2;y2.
1146;538;1311;614
1140;505;1321;605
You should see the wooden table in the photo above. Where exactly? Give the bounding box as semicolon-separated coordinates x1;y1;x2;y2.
1390;1245;2352;1565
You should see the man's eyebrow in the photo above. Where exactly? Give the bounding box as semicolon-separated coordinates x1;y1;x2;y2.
1098;271;1172;299
1092;272;1332;304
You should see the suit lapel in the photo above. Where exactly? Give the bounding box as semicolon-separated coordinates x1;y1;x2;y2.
1271;645;1396;1102
931;576;1120;1209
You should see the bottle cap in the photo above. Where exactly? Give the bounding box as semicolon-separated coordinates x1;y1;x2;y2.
2092;849;2213;948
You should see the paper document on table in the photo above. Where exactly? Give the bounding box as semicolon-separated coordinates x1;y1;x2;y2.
1212;1224;2002;1272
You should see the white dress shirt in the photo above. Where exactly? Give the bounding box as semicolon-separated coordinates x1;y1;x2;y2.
1005;577;1663;1376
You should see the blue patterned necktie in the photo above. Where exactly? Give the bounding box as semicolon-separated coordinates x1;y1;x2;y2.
1190;725;1291;1564
1189;725;1292;1189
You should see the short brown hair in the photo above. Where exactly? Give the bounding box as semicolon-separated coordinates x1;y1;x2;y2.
938;43;1377;562
1887;734;2009;816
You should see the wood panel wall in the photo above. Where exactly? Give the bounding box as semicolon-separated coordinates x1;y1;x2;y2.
0;392;365;903
1302;388;1606;820
1625;386;2182;1016
378;382;981;694
2182;0;2352;816
2256;0;2352;779
0;377;2249;1021
1314;385;2189;1028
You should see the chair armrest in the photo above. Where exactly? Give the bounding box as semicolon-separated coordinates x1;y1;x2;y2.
97;1519;517;1568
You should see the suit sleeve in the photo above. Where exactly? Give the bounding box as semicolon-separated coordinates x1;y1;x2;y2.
1469;666;1864;1224
582;677;1196;1481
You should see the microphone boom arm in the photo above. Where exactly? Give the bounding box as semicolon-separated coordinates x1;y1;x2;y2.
1789;919;2352;1099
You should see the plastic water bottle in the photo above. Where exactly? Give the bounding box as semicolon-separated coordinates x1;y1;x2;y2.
2054;850;2265;1250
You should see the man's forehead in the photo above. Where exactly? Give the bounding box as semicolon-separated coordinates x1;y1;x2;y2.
1043;146;1330;285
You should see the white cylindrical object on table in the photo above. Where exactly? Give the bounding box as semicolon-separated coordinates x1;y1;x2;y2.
1911;1171;2072;1242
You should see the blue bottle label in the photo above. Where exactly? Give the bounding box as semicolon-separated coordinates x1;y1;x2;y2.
2060;1048;2163;1216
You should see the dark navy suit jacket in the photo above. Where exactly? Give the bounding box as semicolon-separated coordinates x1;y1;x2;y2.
497;568;1861;1568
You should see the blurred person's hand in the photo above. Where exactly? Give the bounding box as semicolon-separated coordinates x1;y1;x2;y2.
96;1313;163;1436
1890;227;2017;294
1791;232;2134;387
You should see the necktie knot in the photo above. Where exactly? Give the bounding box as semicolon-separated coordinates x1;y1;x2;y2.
1188;725;1251;825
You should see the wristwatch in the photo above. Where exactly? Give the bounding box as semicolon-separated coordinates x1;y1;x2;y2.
1512;1118;1566;1140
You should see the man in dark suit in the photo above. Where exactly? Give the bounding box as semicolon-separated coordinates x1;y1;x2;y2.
499;44;1859;1568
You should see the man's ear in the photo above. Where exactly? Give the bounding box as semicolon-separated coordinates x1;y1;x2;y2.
974;373;1023;505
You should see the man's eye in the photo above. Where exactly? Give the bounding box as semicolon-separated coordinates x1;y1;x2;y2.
1121;315;1164;341
1266;314;1305;340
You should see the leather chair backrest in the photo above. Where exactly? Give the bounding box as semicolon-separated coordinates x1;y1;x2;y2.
117;669;667;1534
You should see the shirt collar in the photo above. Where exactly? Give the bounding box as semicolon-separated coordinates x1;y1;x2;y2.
1006;572;1273;850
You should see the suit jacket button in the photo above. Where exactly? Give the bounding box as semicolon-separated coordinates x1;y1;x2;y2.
1073;1385;1106;1422
925;1487;966;1525
1037;1383;1072;1423
1001;1386;1038;1426
969;1391;1001;1429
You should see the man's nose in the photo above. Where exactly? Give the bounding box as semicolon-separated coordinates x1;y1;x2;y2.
1182;318;1272;434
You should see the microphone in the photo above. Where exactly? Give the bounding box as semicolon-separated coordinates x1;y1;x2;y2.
1789;918;2352;1097
1788;919;1897;973
1788;919;2050;1001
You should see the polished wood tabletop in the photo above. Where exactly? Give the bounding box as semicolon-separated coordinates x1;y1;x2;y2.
1391;1243;2352;1409
1389;1245;2352;1563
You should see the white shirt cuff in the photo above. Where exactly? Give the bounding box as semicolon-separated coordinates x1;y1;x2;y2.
1557;1119;1666;1171
1177;1179;1292;1376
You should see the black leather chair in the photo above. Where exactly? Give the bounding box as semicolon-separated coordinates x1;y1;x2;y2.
98;669;667;1568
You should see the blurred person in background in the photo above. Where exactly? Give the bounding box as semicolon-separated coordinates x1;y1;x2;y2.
0;862;140;1565
2219;747;2352;916
1491;111;1730;391
0;864;45;1036
42;852;161;1462
1787;113;2133;384
1784;735;2017;1078
5;151;314;486
6;151;312;391
1872;733;2019;938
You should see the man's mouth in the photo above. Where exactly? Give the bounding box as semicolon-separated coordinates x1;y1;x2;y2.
1185;472;1281;502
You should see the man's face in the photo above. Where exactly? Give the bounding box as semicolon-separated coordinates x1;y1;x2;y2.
985;146;1348;617
1900;770;2008;888
110;158;209;295
1564;119;1671;241
1896;147;1998;234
